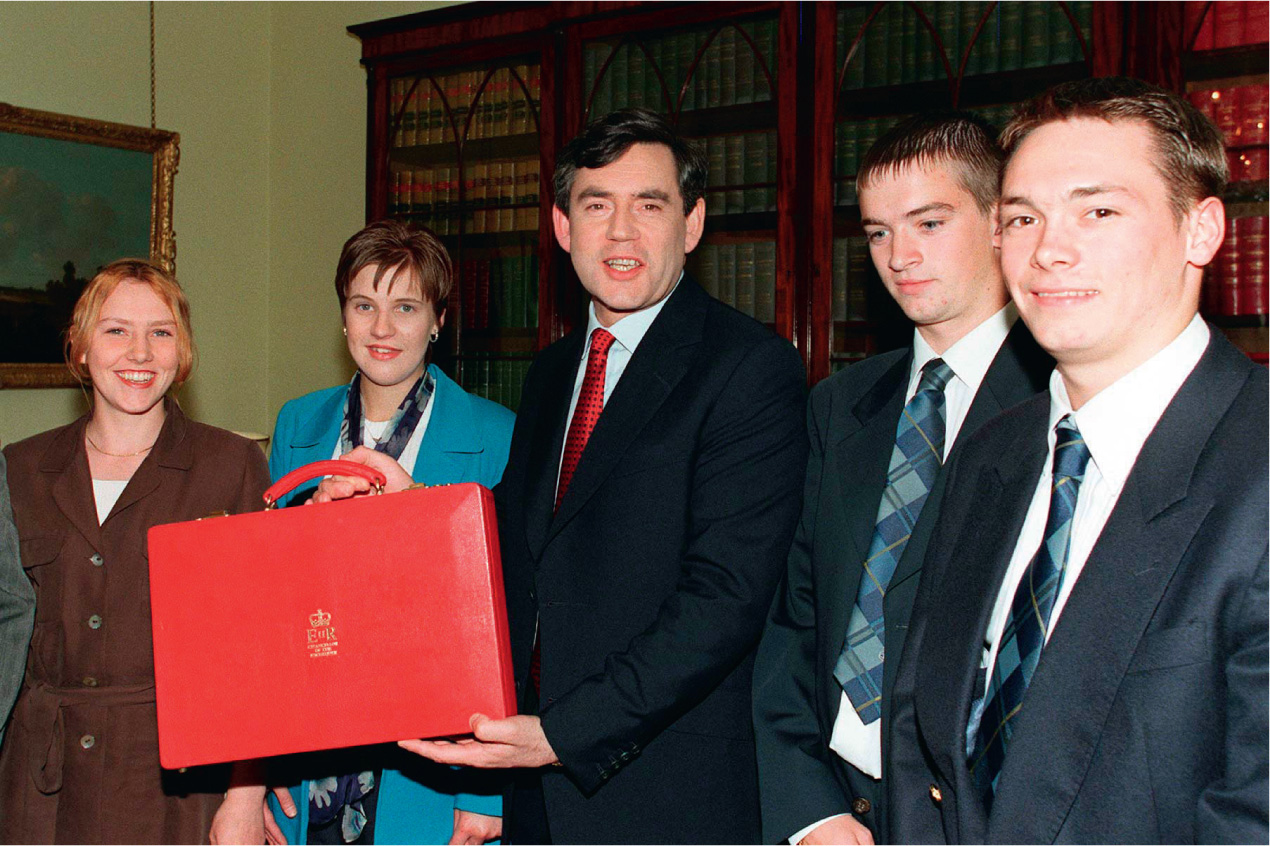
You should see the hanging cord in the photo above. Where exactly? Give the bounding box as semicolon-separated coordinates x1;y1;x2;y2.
149;1;156;128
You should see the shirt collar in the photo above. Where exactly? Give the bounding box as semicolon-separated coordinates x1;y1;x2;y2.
585;271;683;355
1048;313;1209;491
910;303;1017;396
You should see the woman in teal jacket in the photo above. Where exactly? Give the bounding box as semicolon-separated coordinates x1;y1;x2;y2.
213;221;513;845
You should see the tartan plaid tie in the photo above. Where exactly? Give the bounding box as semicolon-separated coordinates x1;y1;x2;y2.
970;415;1091;807
834;358;953;724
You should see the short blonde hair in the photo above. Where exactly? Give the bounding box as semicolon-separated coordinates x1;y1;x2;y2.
65;258;195;386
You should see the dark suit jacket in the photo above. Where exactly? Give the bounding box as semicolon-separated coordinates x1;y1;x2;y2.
495;277;808;843
0;454;34;750
889;330;1269;844
753;320;1051;843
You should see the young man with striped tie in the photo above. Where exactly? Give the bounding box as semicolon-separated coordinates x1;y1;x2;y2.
888;77;1267;844
753;111;1052;845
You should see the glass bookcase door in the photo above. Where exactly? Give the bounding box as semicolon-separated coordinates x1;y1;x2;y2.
578;10;784;334
385;60;544;410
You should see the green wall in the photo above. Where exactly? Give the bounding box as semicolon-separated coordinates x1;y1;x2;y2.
0;1;453;445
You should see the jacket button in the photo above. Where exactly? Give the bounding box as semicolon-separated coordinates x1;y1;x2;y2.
89;554;103;567
82;676;98;688
80;734;95;749
87;615;102;630
929;784;943;804
852;797;871;815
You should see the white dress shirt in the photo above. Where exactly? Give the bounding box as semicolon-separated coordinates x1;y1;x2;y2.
974;315;1210;709
556;275;680;492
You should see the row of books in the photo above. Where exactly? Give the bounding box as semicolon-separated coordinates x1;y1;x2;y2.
1188;85;1270;150
834;116;903;206
455;254;539;331
458;356;532;412
687;241;777;323
390;64;542;148
584;16;778;117
1187;1;1270;51
701;130;779;216
389;159;540;234
836;1;1093;90
831;237;874;323
1205;215;1268;317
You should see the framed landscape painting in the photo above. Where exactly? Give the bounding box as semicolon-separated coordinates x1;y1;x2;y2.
0;103;178;388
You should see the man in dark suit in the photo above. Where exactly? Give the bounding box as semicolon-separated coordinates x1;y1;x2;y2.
400;109;808;843
753;112;1051;845
889;77;1268;844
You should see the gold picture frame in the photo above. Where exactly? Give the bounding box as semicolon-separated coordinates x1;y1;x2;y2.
0;103;179;389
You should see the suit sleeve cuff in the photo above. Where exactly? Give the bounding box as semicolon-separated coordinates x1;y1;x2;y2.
789;814;852;844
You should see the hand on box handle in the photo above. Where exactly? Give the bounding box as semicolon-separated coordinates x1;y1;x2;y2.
307;447;415;505
399;713;559;770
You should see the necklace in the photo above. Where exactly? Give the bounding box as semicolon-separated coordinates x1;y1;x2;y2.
85;431;156;458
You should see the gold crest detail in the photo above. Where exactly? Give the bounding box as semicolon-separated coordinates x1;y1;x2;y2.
306;608;339;658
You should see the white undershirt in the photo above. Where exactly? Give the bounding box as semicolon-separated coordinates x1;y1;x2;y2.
330;391;435;477
91;479;129;525
972;315;1209;730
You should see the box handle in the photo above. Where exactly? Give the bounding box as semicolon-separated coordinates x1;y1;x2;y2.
263;460;388;509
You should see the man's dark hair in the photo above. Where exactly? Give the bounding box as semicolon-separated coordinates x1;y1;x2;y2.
857;110;1004;214
1001;76;1228;221
553;108;708;216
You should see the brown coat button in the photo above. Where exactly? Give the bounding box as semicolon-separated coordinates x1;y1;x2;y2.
852;797;872;815
929;784;943;803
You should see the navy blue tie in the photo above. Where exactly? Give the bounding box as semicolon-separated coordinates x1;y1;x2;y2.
970;415;1091;807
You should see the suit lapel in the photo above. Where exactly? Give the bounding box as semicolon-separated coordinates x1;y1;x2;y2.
546;281;707;544
986;333;1252;842
524;332;584;559
415;368;483;485
831;352;910;593
914;399;1050;793
288;387;345;467
887;320;1052;596
44;417;102;550
107;400;193;522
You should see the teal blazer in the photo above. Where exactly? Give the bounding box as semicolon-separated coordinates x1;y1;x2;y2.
267;363;514;844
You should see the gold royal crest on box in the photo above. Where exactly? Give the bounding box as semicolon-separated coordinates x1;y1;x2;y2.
306;608;339;658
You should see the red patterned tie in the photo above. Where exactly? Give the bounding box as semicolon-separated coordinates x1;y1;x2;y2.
533;327;616;693
555;328;616;510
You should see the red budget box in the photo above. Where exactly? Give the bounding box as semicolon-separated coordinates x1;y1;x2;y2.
147;461;516;770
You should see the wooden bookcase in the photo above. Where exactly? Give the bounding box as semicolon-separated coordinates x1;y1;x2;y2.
349;1;1269;406
1182;1;1269;364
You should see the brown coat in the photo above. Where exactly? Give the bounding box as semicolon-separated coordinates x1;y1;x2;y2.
0;401;270;844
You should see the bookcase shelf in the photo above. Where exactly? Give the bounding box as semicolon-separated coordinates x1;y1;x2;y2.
1184;43;1270;83
392;134;540;168
351;1;1269;403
